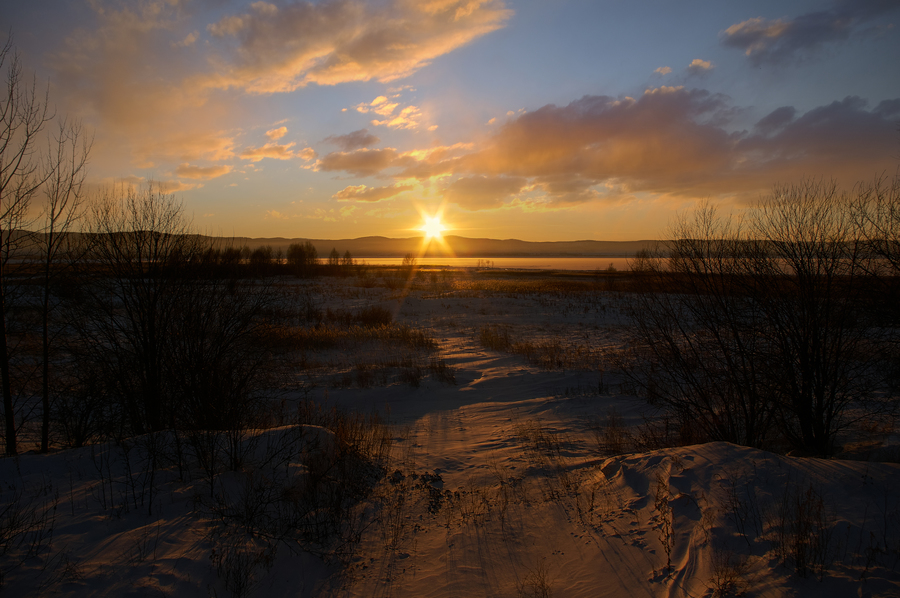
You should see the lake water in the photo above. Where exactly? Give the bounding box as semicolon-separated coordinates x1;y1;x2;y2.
354;256;636;271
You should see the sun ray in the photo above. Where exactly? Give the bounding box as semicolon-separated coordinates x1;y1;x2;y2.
414;206;455;258
421;215;445;240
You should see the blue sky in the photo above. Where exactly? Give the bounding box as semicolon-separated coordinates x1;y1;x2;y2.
4;0;899;240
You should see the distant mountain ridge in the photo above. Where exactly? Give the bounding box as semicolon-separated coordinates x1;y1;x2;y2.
10;230;660;258
227;235;659;257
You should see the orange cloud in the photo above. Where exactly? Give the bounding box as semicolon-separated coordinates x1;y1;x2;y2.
371;105;423;129
687;58;713;74
316;88;900;209
317;143;472;179
333;184;414;202
355;96;400;116
316;148;404;177
266;126;288;140
135;133;237;168
48;0;507;177
175;163;234;180
240;142;299;162
442;175;526;210
173;31;199;48
203;0;513;93
157;179;201;193
308;208;338;222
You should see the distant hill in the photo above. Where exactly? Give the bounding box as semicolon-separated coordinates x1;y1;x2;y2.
11;230;661;258
226;235;660;257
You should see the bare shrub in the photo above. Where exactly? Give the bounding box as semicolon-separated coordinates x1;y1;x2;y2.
723;475;763;550
427;357;456;385
210;538;274;598
324;305;392;327
516;558;553;598
198;404;392;582
654;470;673;575
274;323;437;352
399;365;423;388
772;481;836;579
591;408;632;455
52;364;115;448
514;419;576;499
0;483;58;588
479;325;601;370
707;542;749;597
623;180;890;455
631;413;700;451
479;324;512;351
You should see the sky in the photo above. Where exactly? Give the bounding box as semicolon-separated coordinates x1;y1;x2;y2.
4;0;900;241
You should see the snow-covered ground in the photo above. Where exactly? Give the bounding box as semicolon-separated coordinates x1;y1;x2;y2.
2;273;899;597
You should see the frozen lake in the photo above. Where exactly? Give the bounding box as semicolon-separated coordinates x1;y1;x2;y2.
353;256;636;271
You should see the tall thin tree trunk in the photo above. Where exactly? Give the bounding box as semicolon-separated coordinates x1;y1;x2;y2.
0;268;15;456
41;257;51;452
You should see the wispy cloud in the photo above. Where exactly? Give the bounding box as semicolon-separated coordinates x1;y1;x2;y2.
333;183;413;202
353;95;424;129
371;105;423;129
173;31;199;48
203;0;513;93
442;175;526;210
46;0;509;177
135;133;237;168
175;163;234;180
316;148;403;177
323;129;381;151
355;96;400;116
721;0;900;65
266;126;288;140
686;58;713;74
156;179;201;193
316;142;472;178
240;141;315;162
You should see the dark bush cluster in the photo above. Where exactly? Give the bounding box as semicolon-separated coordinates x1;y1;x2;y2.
623;177;900;456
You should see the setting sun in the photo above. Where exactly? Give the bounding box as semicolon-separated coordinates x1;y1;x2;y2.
421;215;446;239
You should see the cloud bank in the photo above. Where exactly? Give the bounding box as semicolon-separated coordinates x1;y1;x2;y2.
324;129;381;151
48;0;511;184
722;0;900;65
204;0;513;93
319;88;900;210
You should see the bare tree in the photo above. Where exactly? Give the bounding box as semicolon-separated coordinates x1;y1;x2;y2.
78;184;204;434
328;247;340;275
623;204;776;448
0;39;52;455
72;184;280;443
747;180;876;455
166;255;278;471
852;174;900;340
286;241;318;277
624;181;888;455
35;118;91;452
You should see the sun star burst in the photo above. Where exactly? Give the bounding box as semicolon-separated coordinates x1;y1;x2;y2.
421;215;445;240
